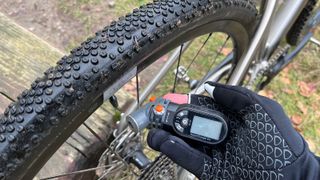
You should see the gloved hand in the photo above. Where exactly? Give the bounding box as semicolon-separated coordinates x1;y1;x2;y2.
147;82;319;180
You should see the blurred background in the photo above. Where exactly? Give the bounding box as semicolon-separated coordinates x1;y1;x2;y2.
0;0;319;155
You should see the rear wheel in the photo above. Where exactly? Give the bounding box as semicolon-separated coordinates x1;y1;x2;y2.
0;0;258;179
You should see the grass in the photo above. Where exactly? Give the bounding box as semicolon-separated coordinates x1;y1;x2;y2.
114;0;149;16
265;30;320;155
57;0;112;51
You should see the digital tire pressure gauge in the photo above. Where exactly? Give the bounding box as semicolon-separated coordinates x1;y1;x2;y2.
127;98;228;145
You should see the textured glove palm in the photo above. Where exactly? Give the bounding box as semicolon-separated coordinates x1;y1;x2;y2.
147;83;319;180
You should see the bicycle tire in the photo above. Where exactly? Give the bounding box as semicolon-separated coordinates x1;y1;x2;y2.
0;0;258;179
286;0;318;45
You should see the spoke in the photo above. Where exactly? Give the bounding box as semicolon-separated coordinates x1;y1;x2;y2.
172;44;184;93
97;163;125;180
83;124;129;168
46;130;138;180
172;34;213;93
185;33;213;72
191;64;232;94
208;35;231;72
194;36;232;93
125;42;192;114
40;164;119;180
97;151;139;180
135;73;140;107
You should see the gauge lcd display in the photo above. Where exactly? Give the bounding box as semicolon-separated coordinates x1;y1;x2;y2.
190;116;222;140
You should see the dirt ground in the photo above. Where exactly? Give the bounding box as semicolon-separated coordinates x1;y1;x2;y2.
0;0;164;95
0;0;115;51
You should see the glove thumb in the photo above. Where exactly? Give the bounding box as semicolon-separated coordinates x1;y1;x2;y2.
147;129;212;178
204;82;254;112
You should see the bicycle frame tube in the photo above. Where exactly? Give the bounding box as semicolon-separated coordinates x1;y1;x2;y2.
265;0;308;57
227;0;277;85
227;0;308;85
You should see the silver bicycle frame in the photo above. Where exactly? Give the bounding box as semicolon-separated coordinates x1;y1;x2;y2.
228;0;308;85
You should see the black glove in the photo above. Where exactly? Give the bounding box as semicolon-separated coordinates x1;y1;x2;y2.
147;82;320;180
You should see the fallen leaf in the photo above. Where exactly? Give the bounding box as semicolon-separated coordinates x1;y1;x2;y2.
221;48;232;56
306;139;316;152
258;90;274;99
291;115;303;125
298;81;316;97
283;88;294;94
282;68;289;74
297;102;308;115
123;84;136;96
313;93;320;101
258;90;266;96
291;62;299;70
308;82;316;90
279;76;291;84
311;101;318;110
283;63;294;73
282;64;294;74
293;125;302;133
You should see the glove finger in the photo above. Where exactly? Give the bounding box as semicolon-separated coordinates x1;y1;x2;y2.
147;128;170;151
204;82;255;112
147;129;212;178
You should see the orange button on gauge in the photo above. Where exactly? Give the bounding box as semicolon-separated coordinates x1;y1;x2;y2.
155;104;164;113
149;96;156;102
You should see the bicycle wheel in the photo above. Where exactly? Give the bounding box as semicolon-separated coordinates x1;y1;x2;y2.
0;0;258;179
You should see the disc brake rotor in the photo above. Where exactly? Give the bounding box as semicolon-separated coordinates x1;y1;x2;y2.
96;126;179;179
